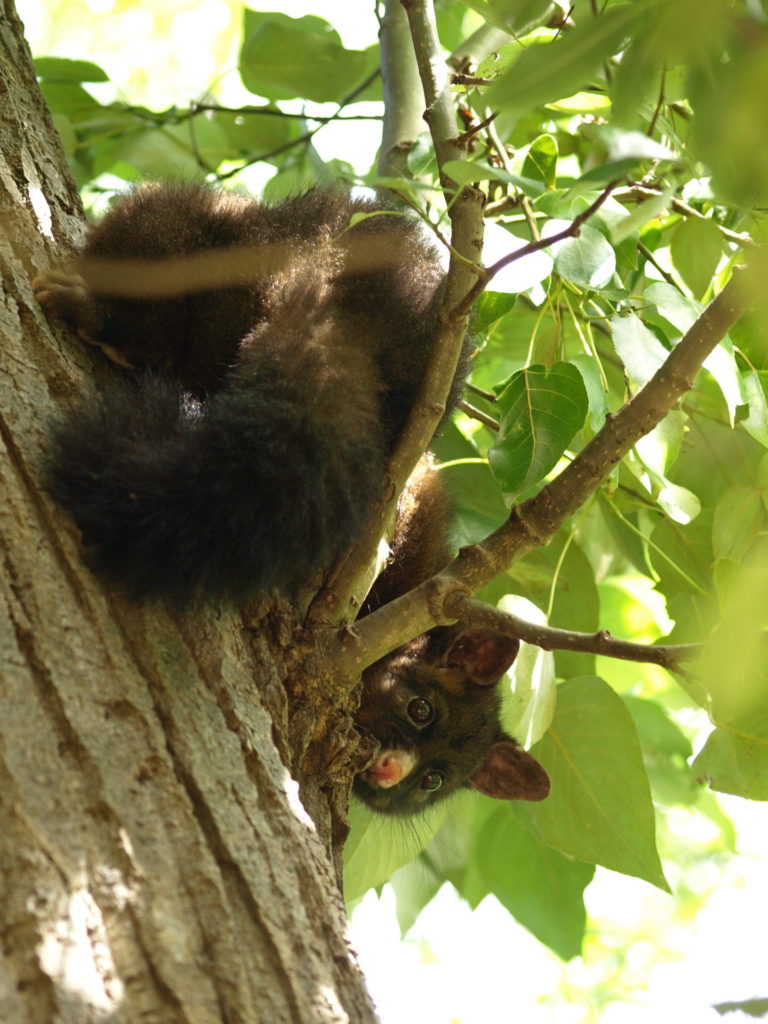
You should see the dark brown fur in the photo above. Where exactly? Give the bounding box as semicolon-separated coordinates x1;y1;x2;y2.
355;463;550;816
37;183;471;602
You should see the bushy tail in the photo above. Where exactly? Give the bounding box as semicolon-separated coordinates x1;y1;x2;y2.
46;348;387;603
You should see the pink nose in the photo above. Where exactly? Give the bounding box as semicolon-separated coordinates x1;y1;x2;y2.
367;753;405;787
361;748;417;789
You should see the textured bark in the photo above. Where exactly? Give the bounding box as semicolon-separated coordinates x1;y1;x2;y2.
0;4;377;1022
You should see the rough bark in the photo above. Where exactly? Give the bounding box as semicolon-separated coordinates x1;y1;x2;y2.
0;4;377;1022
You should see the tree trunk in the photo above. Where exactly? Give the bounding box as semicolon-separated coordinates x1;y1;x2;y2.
0;4;377;1021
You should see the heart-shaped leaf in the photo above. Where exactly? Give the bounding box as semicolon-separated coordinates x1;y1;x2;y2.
489;362;588;501
513;677;669;890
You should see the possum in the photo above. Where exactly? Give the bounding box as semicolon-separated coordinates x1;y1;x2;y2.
36;181;549;814
35;182;470;603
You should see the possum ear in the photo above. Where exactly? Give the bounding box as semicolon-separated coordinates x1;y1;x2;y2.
468;740;551;801
440;628;519;686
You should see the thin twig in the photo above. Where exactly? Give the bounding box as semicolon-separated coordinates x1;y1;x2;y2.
454;181;620;317
457;399;500;431
216;69;382;180
616;184;757;250
452;73;493;86
447;595;702;670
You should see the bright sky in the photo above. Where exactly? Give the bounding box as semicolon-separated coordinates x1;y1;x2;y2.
15;2;767;1020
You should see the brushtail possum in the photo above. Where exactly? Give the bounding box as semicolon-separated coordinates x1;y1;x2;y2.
356;459;550;815
35;182;471;603
36;181;549;813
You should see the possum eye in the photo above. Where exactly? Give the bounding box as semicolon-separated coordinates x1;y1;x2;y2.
420;769;444;792
407;696;434;725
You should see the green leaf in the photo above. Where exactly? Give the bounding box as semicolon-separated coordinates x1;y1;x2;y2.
609;33;665;127
405;132;438;178
714;999;768;1018
498;595;557;745
595;126;677;163
34;57;109;83
473;291;517;333
623;697;692;759
610;186;675;243
476;42;521;81
741;371;768;449
165;117;233;171
697;559;768;732
271;166;333;201
514;533;601;681
670;217;724;300
211;106;300;158
424;792;497;894
611;311;669;385
689;32;768;206
92;125;204;182
693;724;768;800
462;0;551;34
645;280;702;333
547;536;601;679
486;4;639;117
545;91;611;114
512;677;669;889
652;478;701;526
703;340;748;427
623;697;699;806
570;353;609;431
442;159;545;196
240;10;376;103
597;494;649;576
638;408;686;475
343;800;448;901
523;133;558;189
566;157;641;194
433;422;508;545
712;485;763;561
39;81;100;120
648;517;712;597
476;808;594;959
51;114;77;157
545;221;616;290
632;414;701;525
488;362;588;500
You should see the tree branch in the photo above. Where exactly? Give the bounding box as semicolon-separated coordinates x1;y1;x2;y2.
333;266;748;673
377;0;426;176
446;268;748;593
308;0;485;624
446;596;702;670
615;183;757;250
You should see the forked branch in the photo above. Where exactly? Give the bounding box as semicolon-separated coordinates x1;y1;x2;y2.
336;268;748;674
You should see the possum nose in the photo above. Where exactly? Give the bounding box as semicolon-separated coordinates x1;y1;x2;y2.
363;749;416;788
